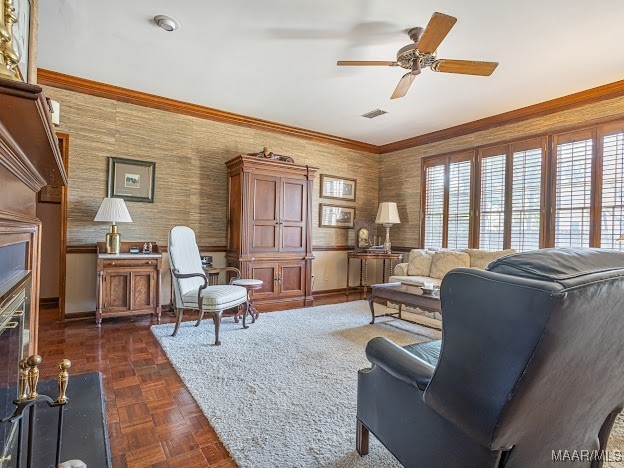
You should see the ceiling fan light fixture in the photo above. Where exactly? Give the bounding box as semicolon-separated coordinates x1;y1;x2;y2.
154;15;180;32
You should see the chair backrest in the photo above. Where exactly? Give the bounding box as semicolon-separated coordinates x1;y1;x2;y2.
168;226;205;299
424;248;624;466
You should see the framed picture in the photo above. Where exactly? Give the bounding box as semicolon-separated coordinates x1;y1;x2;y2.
107;157;156;203
319;204;356;229
38;185;62;204
12;0;34;83
320;174;357;201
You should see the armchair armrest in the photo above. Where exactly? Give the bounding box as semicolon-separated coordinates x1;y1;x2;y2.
171;268;208;289
205;267;241;285
365;337;435;391
394;263;409;276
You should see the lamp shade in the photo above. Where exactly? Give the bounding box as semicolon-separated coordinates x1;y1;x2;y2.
94;197;133;223
375;202;401;224
618;234;624;242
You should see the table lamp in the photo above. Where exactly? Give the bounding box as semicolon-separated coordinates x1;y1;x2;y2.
375;202;401;252
94;197;133;254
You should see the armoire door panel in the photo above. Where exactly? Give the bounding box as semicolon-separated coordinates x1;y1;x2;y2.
253;225;278;250
282;181;304;222
280;263;305;297
282;226;304;250
251;263;278;298
253;177;279;221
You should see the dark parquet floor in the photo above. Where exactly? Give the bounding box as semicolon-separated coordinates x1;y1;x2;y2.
37;294;352;467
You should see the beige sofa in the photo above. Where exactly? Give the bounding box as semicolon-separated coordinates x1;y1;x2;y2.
388;248;515;323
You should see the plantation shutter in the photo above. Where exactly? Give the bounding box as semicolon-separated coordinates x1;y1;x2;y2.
423;163;445;248
600;125;624;251
479;153;506;249
447;159;471;249
554;130;593;248
510;141;544;251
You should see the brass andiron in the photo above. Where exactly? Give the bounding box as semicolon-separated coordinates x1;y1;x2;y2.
17;358;29;401
26;354;41;399
2;355;72;468
56;359;72;404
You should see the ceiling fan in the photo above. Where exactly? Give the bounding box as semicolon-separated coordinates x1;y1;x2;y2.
337;12;499;99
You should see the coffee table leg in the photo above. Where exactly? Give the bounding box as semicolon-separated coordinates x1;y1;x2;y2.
398;303;402;320
368;297;375;324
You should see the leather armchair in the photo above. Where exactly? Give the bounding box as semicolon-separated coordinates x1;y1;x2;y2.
357;248;624;467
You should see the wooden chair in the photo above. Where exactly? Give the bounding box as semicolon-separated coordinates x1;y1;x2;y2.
168;226;248;345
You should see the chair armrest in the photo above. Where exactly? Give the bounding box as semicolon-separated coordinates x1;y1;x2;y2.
365;337;435;391
394;263;409;276
205;267;241;285
171;269;208;289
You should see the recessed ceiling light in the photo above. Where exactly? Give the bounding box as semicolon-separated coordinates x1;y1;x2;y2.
154;15;180;32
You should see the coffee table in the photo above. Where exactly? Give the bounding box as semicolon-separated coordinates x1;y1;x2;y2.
368;282;441;327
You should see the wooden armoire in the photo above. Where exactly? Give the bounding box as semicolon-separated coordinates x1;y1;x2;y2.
225;155;317;310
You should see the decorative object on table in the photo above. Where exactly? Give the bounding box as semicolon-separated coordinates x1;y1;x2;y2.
37;184;62;204
107;157;156;203
420;282;439;295
1;355;71;468
142;242;153;254
375;202;401;251
320;174;357;201
95;242;162;327
353;219;373;252
319;203;355;228
93;197;133;254
248;146;295;163
201;256;213;267
0;0;33;82
129;245;140;254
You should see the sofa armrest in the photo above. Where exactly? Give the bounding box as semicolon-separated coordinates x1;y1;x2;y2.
365;337;435;391
394;263;409;276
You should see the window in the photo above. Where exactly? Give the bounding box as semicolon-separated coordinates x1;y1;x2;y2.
479;154;506;250
420;122;624;251
422;153;473;249
554;133;593;248
600;127;624;251
423;164;445;248
447;160;471;249
510;147;542;251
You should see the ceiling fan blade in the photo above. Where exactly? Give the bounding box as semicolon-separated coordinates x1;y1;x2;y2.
416;12;457;54
433;59;499;76
337;60;398;66
390;72;416;99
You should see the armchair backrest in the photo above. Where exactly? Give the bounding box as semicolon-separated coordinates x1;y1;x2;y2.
425;248;624;466
168;226;205;298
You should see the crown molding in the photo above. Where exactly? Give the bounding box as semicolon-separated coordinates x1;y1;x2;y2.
379;79;624;154
38;69;624;156
37;69;379;154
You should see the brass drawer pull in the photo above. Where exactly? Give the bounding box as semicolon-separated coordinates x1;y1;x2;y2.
1;321;18;330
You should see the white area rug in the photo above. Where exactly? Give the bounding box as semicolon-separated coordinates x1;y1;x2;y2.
151;301;440;467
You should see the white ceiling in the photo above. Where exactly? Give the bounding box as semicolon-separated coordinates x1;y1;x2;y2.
38;0;624;146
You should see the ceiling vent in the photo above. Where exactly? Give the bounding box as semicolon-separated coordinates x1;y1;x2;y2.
361;109;387;119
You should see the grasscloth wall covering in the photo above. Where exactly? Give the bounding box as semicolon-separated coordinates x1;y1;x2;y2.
381;95;624;247
43;86;380;248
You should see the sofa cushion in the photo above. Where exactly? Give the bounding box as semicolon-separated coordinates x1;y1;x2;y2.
407;249;434;276
429;251;470;280
461;249;516;269
388;275;442;287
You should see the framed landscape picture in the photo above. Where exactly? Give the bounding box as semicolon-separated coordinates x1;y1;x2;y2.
320;174;356;201
107;157;155;203
319;204;356;229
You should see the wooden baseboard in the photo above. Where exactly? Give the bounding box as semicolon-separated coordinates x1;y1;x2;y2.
39;297;59;309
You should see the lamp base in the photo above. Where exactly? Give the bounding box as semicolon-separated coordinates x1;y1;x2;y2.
105;225;121;254
383;224;392;252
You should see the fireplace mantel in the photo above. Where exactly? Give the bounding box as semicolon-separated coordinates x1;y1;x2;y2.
0;76;67;354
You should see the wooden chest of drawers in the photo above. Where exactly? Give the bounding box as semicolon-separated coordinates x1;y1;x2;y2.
95;242;162;326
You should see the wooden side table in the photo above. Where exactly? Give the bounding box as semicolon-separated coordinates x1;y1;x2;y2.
231;278;263;323
346;252;403;298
